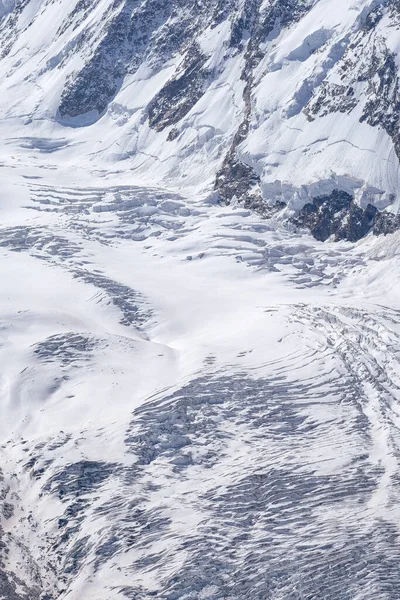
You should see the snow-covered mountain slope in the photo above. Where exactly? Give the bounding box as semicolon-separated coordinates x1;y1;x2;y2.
2;1;400;599
1;0;400;233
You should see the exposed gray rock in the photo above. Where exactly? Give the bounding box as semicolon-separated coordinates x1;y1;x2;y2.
294;191;378;242
373;211;400;235
0;0;31;59
294;190;400;242
59;0;170;119
148;44;210;133
59;0;236;122
305;5;400;161
216;0;315;205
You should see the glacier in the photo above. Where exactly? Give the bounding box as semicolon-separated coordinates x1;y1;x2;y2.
0;0;400;599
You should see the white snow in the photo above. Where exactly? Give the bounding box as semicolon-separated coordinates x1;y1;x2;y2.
0;0;400;598
0;155;399;597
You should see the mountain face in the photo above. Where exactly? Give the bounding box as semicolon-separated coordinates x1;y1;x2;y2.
1;0;400;237
2;1;400;599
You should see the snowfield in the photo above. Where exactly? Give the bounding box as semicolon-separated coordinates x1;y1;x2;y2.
1;154;400;598
1;0;400;598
